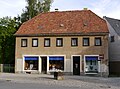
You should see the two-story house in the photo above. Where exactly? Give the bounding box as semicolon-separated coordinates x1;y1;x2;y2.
104;16;120;76
15;9;109;76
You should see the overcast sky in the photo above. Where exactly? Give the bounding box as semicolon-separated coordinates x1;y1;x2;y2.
0;0;120;19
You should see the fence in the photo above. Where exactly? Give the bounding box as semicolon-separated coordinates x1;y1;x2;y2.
0;64;15;73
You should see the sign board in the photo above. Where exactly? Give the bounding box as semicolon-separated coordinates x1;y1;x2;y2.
99;54;104;60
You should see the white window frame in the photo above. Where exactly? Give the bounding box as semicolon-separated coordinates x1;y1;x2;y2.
23;55;40;72
84;55;100;74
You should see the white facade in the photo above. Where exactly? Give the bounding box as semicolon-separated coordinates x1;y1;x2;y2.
105;17;120;61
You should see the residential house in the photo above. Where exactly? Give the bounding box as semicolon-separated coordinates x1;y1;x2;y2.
15;9;109;76
104;16;120;76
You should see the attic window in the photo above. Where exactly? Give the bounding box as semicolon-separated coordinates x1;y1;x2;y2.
84;23;87;26
60;24;64;27
38;25;43;29
83;22;87;26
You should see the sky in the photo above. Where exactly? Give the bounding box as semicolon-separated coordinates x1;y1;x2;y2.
0;0;120;19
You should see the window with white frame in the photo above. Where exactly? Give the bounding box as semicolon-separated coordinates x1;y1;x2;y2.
24;56;38;70
85;56;98;73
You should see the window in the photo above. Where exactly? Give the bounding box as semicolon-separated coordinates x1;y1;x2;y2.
85;56;98;73
83;38;89;46
56;38;63;47
32;38;38;47
95;37;102;46
21;39;27;47
71;38;78;46
49;56;64;71
111;36;115;42
24;56;38;70
44;38;50;47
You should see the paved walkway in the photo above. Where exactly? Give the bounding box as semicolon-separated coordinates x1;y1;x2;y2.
0;73;120;89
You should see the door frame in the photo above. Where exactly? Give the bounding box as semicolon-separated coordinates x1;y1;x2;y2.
41;56;47;74
84;55;100;74
71;55;82;75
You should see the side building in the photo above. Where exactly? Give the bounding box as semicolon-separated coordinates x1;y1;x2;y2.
15;10;109;76
104;16;120;76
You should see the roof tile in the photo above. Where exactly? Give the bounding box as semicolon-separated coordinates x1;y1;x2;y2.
15;10;109;36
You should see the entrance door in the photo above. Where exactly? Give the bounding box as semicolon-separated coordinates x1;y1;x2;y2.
73;56;80;75
41;57;47;74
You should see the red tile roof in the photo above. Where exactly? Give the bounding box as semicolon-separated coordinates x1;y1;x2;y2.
15;10;109;36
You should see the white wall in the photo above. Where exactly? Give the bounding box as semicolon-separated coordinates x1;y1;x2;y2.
16;59;23;73
106;21;120;61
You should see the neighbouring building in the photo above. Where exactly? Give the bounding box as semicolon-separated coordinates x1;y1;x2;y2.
104;16;120;76
15;9;109;76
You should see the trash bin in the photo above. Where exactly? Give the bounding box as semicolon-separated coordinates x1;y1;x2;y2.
54;71;64;80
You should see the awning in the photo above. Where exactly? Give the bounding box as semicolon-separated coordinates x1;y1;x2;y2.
85;56;98;60
49;56;64;60
24;56;38;60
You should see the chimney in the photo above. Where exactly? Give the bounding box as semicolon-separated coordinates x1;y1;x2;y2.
55;8;59;11
83;8;88;10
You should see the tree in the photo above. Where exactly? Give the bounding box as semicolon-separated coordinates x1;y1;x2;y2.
20;0;53;23
0;17;17;64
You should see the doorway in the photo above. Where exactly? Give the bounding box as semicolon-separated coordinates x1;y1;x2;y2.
73;56;80;75
41;57;47;74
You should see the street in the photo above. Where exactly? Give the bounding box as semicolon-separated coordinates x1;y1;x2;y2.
0;73;120;89
0;81;80;89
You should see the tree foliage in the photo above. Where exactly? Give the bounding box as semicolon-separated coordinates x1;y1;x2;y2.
20;0;52;23
0;17;17;64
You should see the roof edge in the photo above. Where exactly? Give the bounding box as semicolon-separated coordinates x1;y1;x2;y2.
14;32;109;37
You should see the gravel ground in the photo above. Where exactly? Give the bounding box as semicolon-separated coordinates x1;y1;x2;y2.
0;73;120;89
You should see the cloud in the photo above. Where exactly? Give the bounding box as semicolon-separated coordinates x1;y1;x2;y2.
0;0;120;19
90;0;120;19
51;0;120;19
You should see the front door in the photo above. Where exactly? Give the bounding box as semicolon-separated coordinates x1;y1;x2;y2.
41;57;47;74
73;56;80;75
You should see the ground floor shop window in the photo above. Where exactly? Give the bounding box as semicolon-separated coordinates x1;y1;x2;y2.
24;56;38;70
49;56;64;71
85;56;98;73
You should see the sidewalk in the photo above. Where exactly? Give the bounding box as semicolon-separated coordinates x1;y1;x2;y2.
0;73;120;89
